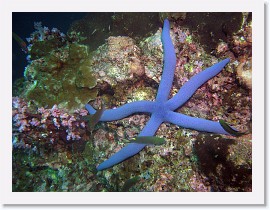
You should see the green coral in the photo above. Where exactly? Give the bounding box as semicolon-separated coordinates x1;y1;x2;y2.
127;87;156;103
29;38;66;60
23;42;98;111
183;63;194;73
185;35;192;44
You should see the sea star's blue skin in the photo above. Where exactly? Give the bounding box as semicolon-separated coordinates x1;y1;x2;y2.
86;19;232;171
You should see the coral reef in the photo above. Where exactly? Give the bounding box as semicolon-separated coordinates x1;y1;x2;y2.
12;97;99;191
87;19;237;172
176;13;246;54
12;13;252;192
87;14;251;191
68;13;160;51
193;134;252;191
12;97;89;145
22;23;97;112
90;36;145;86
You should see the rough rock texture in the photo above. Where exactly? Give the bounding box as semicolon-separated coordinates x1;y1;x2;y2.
23;43;97;112
90;36;145;87
13;13;252;192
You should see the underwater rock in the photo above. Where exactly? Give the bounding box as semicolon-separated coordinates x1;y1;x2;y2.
68;13;160;51
90;36;145;86
178;13;244;54
12;97;89;144
193;133;252;192
139;30;164;84
13;14;252;192
229;13;252;59
75;64;97;89
29;38;66;60
19;23;98;111
236;58;252;90
12;96;102;192
22;42;97;112
159;12;187;22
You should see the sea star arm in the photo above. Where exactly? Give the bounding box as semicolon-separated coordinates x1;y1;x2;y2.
96;113;163;171
85;101;155;121
165;111;230;135
86;19;237;171
156;19;176;103
166;58;230;111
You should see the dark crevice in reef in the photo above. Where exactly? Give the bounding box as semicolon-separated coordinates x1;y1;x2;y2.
193;133;252;192
180;13;243;54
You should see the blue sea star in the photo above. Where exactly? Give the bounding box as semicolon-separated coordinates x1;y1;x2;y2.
86;19;233;171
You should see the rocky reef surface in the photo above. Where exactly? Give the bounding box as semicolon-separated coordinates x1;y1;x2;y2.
12;13;252;192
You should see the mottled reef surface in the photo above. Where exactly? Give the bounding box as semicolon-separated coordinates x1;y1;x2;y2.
12;13;252;192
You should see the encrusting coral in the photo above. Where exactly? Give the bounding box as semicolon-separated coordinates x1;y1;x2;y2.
85;19;243;171
12;13;252;192
22;23;98;112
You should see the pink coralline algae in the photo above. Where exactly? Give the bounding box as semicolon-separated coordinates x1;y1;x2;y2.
12;97;89;149
26;22;66;53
